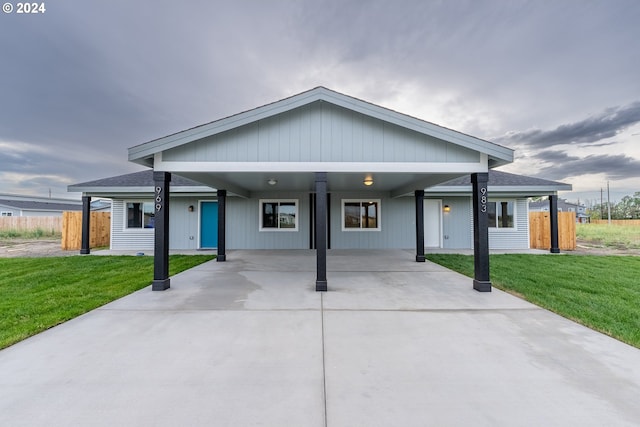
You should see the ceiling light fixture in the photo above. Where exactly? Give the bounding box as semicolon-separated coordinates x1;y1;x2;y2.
267;179;277;186
363;177;374;186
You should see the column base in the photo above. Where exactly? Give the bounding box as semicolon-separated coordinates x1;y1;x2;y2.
473;280;492;292
217;254;226;262
416;255;425;262
316;280;327;292
550;248;560;254
152;279;171;291
80;249;90;255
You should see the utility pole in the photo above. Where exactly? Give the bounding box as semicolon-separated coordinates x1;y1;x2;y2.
607;181;612;225
600;188;603;220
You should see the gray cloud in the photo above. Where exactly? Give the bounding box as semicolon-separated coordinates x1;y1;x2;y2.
532;150;640;181
500;102;640;148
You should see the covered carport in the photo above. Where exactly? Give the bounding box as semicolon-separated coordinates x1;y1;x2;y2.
123;87;514;292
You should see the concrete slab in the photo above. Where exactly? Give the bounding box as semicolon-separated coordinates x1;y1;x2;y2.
1;249;640;426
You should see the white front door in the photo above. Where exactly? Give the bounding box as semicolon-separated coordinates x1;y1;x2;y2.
424;199;443;248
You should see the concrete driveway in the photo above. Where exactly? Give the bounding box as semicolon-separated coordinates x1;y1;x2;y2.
1;249;640;426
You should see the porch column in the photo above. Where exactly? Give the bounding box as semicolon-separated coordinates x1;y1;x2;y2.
315;172;328;292
152;172;171;291
80;195;91;255
471;173;491;292
217;190;226;262
549;194;560;253
415;190;425;262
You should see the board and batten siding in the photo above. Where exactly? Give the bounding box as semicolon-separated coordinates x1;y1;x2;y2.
111;197;215;250
227;192;311;250
329;192;415;249
162;102;480;164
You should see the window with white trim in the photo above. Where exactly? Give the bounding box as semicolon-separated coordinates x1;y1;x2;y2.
259;199;298;231
342;199;381;231
487;200;515;229
126;202;155;229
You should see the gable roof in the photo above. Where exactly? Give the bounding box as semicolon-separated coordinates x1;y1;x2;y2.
68;170;212;194
128;87;514;168
428;170;572;195
0;199;82;212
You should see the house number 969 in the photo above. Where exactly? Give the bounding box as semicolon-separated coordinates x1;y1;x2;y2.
155;186;162;212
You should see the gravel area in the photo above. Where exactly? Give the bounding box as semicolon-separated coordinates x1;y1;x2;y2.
0;239;76;258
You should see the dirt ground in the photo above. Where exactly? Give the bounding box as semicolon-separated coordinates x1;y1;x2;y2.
0;239;74;258
0;238;638;258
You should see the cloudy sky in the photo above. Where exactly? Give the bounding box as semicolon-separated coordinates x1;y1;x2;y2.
1;0;639;204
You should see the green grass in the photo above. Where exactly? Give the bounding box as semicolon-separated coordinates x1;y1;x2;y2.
426;254;640;348
0;228;61;239
0;255;214;349
576;224;640;249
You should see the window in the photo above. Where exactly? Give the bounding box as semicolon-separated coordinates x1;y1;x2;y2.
1;212;12;217
126;202;155;229
487;200;515;229
342;199;381;231
260;200;298;231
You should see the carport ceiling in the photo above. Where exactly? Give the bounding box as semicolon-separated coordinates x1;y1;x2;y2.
176;171;468;197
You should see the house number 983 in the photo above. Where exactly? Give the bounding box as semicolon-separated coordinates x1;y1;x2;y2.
480;187;487;213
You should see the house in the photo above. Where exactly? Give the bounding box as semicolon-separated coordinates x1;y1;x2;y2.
529;198;589;223
70;169;570;251
0;193;82;217
68;87;571;292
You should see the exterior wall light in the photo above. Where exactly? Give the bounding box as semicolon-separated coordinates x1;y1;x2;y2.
188;205;194;212
363;177;374;186
443;205;451;212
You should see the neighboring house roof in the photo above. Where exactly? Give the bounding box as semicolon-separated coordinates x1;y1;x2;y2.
68;170;213;195
128;86;514;169
0;199;82;212
427;170;572;196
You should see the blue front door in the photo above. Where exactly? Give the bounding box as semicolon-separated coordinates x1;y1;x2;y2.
200;202;218;248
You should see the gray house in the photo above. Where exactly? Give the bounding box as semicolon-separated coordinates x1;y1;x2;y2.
529;198;589;223
69;87;570;292
0;193;82;217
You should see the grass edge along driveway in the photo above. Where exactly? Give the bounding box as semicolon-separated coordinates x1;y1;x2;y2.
0;255;214;350
426;254;640;349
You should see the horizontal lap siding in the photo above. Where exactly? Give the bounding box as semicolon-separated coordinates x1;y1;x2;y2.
111;200;154;250
163;102;479;163
488;199;529;249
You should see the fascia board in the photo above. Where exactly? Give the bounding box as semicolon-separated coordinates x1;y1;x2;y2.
68;186;214;194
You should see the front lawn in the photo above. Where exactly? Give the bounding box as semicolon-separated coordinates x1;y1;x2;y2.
0;255;214;349
426;254;640;348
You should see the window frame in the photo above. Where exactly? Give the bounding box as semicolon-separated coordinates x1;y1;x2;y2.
487;199;516;230
124;201;156;230
1;212;13;217
258;199;299;232
341;199;382;232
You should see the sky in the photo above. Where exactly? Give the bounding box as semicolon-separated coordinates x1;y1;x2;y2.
1;0;639;205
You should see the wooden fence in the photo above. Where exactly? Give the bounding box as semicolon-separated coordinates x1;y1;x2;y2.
590;219;640;226
61;212;111;250
0;216;63;233
529;212;576;250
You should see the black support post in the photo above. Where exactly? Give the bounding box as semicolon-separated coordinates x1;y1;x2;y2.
315;172;328;292
415;190;425;262
80;195;91;255
549;194;560;254
217;190;227;262
152;172;171;291
471;173;492;292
